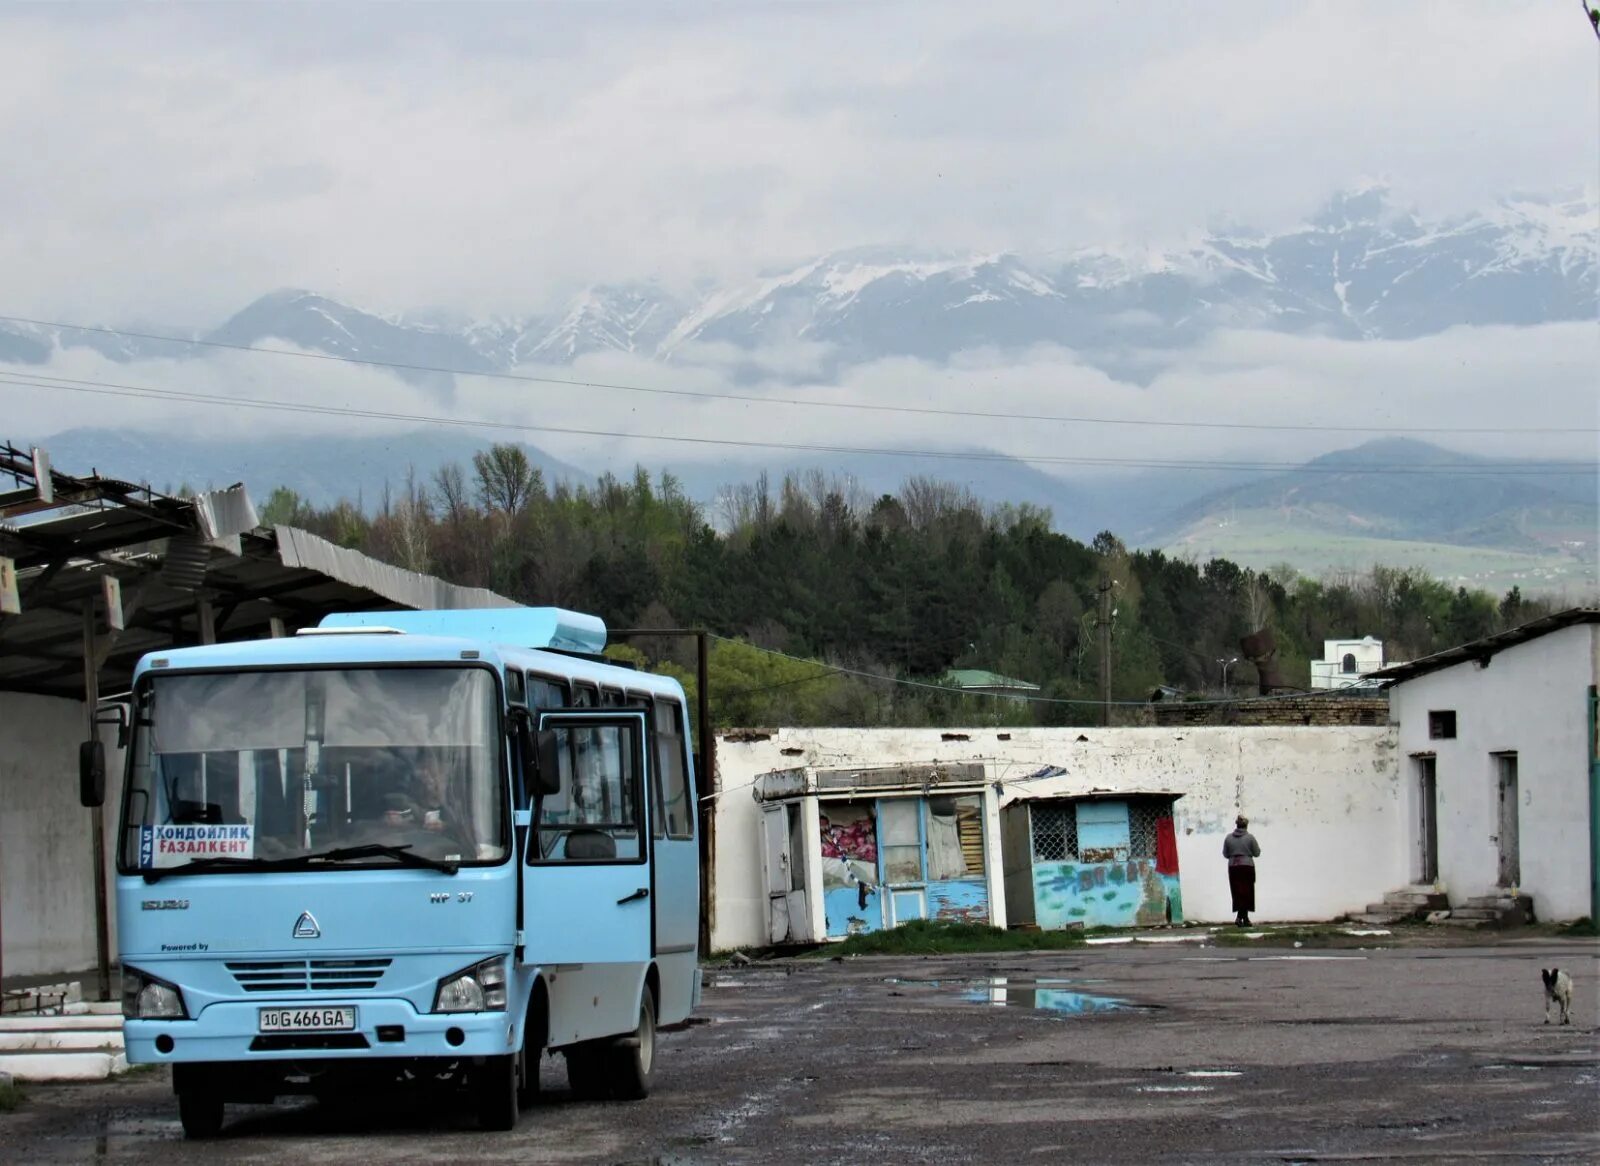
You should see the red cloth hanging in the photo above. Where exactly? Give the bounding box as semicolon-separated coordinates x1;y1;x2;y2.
1154;816;1180;876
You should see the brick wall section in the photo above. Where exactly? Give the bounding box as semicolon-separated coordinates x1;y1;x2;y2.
1146;696;1390;727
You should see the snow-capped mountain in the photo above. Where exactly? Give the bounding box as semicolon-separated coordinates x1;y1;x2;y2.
2;188;1592;379
205;289;498;385
651;189;1594;362
659;247;1072;364
528;283;684;361
1058;187;1599;342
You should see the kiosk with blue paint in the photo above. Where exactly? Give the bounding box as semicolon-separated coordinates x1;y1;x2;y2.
95;608;700;1137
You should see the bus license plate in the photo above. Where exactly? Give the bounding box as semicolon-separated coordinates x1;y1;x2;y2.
258;1007;357;1033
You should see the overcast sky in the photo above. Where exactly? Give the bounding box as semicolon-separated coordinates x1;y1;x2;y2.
2;1;1597;476
2;0;1594;320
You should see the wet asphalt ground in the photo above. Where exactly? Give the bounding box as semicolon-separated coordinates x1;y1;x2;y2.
2;937;1597;1165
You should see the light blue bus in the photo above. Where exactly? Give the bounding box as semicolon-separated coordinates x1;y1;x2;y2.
100;608;700;1137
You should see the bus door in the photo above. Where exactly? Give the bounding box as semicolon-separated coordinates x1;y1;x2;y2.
523;710;652;967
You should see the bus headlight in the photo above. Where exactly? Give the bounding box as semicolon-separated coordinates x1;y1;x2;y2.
433;956;507;1013
122;968;187;1019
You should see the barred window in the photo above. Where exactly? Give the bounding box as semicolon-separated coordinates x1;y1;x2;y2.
1030;803;1078;862
1128;799;1172;859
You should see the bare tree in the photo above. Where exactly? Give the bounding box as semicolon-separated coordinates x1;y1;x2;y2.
393;466;432;573
432;461;471;525
473;444;543;516
1243;571;1275;631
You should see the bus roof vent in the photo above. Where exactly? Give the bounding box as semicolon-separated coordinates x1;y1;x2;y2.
296;626;406;637
316;608;607;654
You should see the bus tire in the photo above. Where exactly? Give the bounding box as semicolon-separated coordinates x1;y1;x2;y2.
605;986;656;1101
474;1052;520;1131
518;991;547;1108
177;1085;224;1139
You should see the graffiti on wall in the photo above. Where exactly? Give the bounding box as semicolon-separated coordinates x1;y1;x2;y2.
1033;858;1183;929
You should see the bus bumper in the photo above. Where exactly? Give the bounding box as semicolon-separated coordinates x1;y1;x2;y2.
125;1000;520;1065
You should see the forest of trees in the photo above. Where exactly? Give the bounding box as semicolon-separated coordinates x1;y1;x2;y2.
257;444;1557;728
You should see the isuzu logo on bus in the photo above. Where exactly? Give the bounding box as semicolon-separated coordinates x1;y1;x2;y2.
292;911;321;939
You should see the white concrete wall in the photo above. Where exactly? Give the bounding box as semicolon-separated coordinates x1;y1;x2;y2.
0;693;121;980
1389;623;1597;921
711;724;1403;950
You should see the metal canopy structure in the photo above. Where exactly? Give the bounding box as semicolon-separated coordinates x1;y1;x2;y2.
0;441;515;699
0;440;516;995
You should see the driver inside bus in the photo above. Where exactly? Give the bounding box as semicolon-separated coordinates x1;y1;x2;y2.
411;750;456;835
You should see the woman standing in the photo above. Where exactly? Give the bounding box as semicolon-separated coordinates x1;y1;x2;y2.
1223;815;1261;927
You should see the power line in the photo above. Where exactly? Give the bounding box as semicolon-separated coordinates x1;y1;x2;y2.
2;372;1592;475
0;311;1593;436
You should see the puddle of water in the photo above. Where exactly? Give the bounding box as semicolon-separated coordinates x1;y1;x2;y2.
963;981;1135;1014
1184;1070;1243;1078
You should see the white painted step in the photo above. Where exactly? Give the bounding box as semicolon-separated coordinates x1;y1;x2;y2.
0;1029;125;1052
0;1049;128;1081
0;1014;123;1032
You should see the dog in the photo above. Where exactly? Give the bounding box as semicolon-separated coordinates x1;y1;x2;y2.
1541;968;1572;1025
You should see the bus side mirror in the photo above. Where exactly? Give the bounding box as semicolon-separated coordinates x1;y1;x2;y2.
95;704;129;749
529;728;562;797
79;740;106;808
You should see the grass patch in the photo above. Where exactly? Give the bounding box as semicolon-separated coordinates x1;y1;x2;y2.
1558;917;1599;938
0;1078;24;1112
817;919;1087;957
1212;926;1368;947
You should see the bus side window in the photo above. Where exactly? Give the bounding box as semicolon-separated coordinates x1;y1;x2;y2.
526;676;569;710
636;692;666;840
655;698;694;839
506;669;526;706
533;722;642;863
572;682;597;708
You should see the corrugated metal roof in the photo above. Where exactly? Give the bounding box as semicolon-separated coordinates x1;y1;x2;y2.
2;499;518;700
275;526;516;614
1;524;521;699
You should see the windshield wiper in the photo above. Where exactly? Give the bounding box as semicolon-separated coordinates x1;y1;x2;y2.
142;856;294;884
141;844;460;882
308;843;460;875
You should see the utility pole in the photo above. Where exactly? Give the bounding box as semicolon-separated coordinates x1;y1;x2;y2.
1097;572;1113;727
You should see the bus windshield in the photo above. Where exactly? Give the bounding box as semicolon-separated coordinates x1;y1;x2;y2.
117;666;507;874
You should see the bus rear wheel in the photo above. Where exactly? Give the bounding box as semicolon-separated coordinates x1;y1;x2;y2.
473;1052;520;1131
603;987;656;1101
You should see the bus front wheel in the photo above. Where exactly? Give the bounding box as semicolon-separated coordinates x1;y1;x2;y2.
177;1085;224;1139
604;987;656;1101
473;1052;520;1131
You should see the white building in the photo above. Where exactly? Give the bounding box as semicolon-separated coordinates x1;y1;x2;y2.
711;724;1405;951
1311;636;1392;690
1370;609;1599;923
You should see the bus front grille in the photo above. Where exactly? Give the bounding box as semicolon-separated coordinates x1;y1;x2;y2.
225;958;392;993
